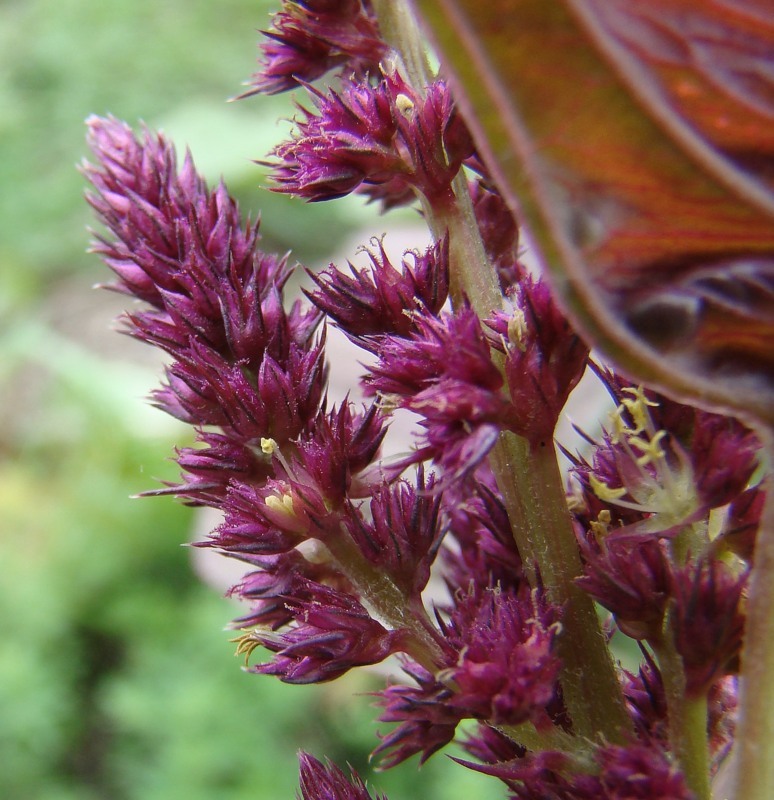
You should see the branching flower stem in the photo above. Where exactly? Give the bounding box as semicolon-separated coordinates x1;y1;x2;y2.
373;0;631;748
653;620;711;800
324;532;447;673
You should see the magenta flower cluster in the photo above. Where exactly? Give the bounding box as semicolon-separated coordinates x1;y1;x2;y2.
84;3;764;798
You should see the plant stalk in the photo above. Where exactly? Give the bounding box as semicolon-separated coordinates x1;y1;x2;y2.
729;427;774;800
373;0;631;746
653;621;711;800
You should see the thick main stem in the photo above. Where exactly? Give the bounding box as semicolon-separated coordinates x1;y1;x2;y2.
374;0;630;746
730;427;774;800
510;439;632;742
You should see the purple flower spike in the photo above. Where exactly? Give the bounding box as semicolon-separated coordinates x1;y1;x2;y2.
366;306;510;475
306;236;449;342
252;583;400;684
297;752;387;800
245;1;388;97
576;531;674;641
488;274;589;443
670;558;748;696
344;467;443;597
372;659;461;768
445;585;562;728
268;71;473;205
84;116;288;318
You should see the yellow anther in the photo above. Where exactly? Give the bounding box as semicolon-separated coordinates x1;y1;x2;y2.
265;492;296;516
260;437;278;455
622;386;658;407
608;405;633;444
619;386;659;436
590;509;612;540
230;631;262;663
628;430;667;466
589;474;627;502
396;93;415;117
507;308;528;352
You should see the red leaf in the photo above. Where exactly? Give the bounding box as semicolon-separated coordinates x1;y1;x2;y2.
412;0;774;423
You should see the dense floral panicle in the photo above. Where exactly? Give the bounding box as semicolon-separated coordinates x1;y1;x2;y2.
250;582;400;684
365;306;511;475
306;237;449;342
268;71;473;204
442;480;524;592
244;1;387;97
344;469;443;597
152;336;327;442
670;558;748;696
469;179;523;290
297;752;387;800
372;660;461;768
85;116;289;322
288;402;387;505
461;722;526;766
442;585;561;727
593;368;761;515
622;654;669;745
488;274;589;442
576;531;674;640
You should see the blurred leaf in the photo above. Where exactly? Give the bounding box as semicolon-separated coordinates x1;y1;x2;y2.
413;0;774;423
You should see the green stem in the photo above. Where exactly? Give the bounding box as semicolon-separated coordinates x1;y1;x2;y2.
324;533;446;673
652;624;710;800
512;439;632;743
373;0;630;747
371;0;434;89
729;428;774;800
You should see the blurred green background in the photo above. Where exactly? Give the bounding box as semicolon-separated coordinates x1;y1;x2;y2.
0;1;502;798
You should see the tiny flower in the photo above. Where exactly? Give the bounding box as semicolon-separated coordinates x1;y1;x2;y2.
670;557;748;696
364;305;513;477
573;388;704;536
344;467;443;597
268;71;473;205
153;336;327;443
596;743;693;799
229;546;359;633
622;654;669;745
443;585;562;728
487;274;589;442
592;369;761;518
576;530;674;640
372;659;461;767
249;582;400;684
442;479;524;592
306;236;449;342
244;1;388;97
461;722;526;766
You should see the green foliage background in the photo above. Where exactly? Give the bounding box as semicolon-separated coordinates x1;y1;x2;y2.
0;2;502;798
